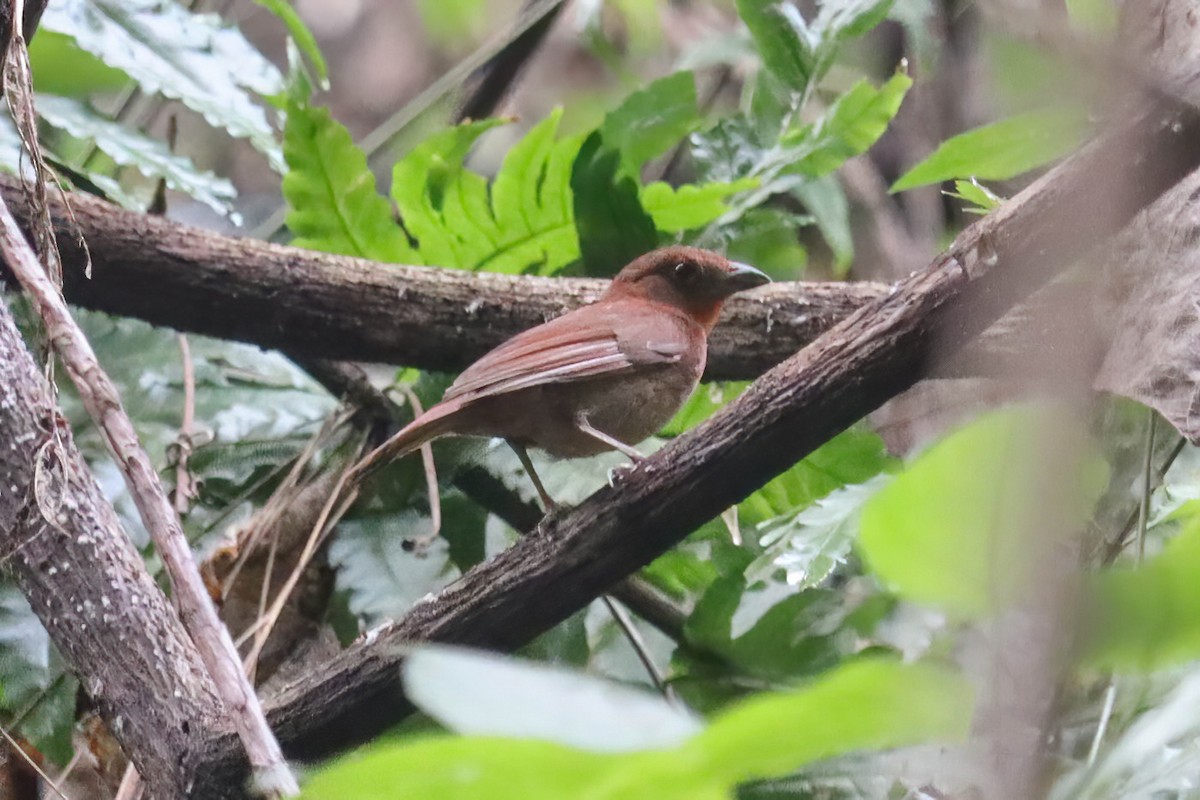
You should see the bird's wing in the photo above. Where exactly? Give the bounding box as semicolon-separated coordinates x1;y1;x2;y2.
443;301;687;403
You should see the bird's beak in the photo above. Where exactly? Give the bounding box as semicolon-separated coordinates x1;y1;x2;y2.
724;261;771;292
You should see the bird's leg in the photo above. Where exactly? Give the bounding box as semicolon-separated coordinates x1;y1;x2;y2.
508;440;558;511
575;415;646;462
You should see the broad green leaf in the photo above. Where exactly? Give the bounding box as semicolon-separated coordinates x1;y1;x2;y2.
736;0;816;94
303;660;972;800
892;108;1090;192
723;208;808;279
255;0;328;84
417;0;490;45
640;178;758;233
788;71;913;178
38;96;238;219
1086;507;1200;671
599;72;703;178
29;31;129;96
42;0;285;169
682;659;972;788
663;382;751;436
858;407;1106;617
403;647;702;752
283;99;415;261
302;737;618;800
571;131;658;276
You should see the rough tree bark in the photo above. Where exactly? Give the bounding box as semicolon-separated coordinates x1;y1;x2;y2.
0;295;247;797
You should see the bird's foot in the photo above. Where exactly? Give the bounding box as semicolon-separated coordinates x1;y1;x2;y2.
607;462;638;487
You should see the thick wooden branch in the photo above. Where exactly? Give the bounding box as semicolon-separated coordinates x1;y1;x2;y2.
248;96;1200;761
0;174;884;381
0;295;247;798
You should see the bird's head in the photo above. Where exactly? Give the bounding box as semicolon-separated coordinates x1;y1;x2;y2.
604;246;771;331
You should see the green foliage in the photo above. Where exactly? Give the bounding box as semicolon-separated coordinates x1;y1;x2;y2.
947;177;1003;214
283;78;753;274
255;0;328;85
858;407;1106;618
38;96;238;218
41;0;285;169
302;657;972;799
283;96;415;261
598;72;705;179
1086;504;1200;671
891;108;1090;191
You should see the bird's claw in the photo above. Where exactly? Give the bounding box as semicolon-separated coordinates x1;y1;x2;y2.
607;462;638;487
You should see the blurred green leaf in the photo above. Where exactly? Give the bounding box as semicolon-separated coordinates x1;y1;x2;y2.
858;407;1105;617
723;208;808;279
1066;0;1117;34
38;95;239;219
303;659;972;799
600;72;703;178
792;175;852;273
283;97;416;261
682;659;971;788
417;0;489;46
403;647;702;751
29;30;129;96
892;108;1089;192
571;131;658;275
1086;505;1200;671
42;0;284;169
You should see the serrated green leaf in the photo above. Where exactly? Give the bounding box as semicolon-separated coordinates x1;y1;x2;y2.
599;72;703;178
753;475;891;589
641;178;758;233
737;0;816;95
42;0;285;170
283;99;416;261
38;95;239;219
328;512;462;625
892;108;1089;192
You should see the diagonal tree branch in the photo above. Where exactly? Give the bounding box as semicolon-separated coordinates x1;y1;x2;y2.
248;93;1200;761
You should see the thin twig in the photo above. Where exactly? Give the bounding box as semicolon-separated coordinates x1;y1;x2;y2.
0;724;69;800
112;763;143;800
172;334;197;514
600;596;675;702
0;195;298;795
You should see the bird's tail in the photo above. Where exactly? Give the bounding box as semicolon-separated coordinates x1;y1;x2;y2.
348;400;464;484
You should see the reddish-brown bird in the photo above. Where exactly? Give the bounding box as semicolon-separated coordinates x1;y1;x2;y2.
348;245;769;507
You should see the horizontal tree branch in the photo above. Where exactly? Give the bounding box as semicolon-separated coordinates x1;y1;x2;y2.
249;93;1200;761
0;174;885;381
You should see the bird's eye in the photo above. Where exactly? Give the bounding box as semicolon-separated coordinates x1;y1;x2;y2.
673;261;700;283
